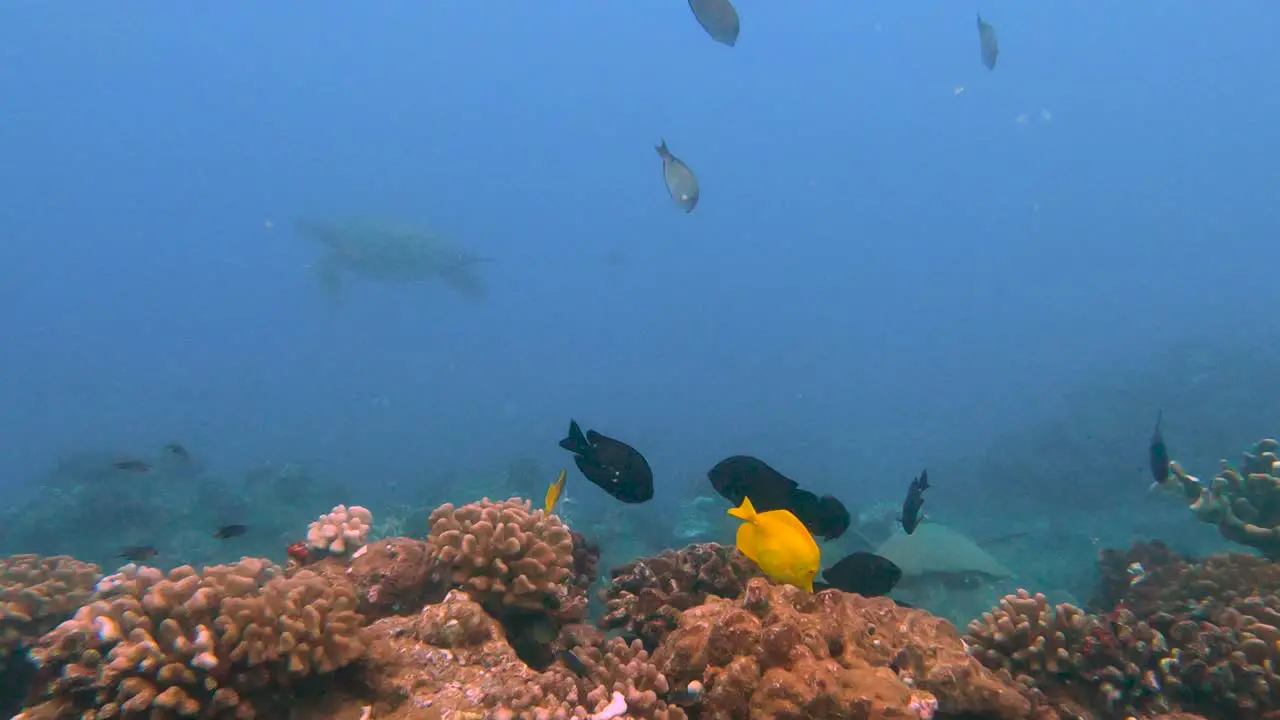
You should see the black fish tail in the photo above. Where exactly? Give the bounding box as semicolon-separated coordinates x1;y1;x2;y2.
559;420;590;455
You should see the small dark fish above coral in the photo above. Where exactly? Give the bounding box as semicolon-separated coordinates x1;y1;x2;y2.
214;524;248;539
688;0;740;47
1149;411;1170;485
814;551;902;597
900;469;929;535
558;419;654;503
118;544;158;562
977;13;999;70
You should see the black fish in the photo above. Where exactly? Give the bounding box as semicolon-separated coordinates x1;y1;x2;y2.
1149;411;1170;485
113;459;150;473
557;649;591;678
707;455;850;540
977;14;999;70
558;420;654;503
164;442;190;460
814;552;902;597
214;524;248;539
900;469;929;535
688;0;740;47
119;545;158;562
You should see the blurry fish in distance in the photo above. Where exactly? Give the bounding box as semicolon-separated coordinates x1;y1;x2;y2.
728;496;820;592
1149;411;1170;485
814;551;902;597
119;545;158;562
976;14;998;70
545;468;567;513
558;420;654;503
900;469;929;534
655;140;700;213
163;442;190;460
707;455;850;540
214;524;248;539
688;0;740;47
113;459;150;473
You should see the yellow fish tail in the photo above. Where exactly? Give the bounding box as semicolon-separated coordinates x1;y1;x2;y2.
545;468;567;512
727;496;758;521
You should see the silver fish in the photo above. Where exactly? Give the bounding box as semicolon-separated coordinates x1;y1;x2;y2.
655;140;700;213
688;0;740;47
977;14;998;70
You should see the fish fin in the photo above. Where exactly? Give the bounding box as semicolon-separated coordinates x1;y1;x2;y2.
655;140;669;158
727;496;757;521
559;420;590;456
771;509;819;541
735;523;760;562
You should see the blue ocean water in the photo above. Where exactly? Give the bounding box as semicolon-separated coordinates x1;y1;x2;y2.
0;1;1278;630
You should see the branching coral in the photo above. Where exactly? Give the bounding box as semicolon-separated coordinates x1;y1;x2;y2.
0;554;99;673
306;504;374;555
600;542;762;650
1165;438;1280;557
18;558;365;719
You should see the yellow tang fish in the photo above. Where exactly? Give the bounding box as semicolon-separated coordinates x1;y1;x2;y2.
545;468;567;513
727;496;820;592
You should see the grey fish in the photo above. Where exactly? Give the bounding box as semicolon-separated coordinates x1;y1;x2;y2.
655;141;699;213
688;0;740;47
977;14;998;70
294;217;493;299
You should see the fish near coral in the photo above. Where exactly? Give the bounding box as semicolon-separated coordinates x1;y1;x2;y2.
545;468;567;512
727;496;820;592
1149;410;1170;485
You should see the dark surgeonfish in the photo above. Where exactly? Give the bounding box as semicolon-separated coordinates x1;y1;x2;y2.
814;551;902;597
977;14;999;70
119;545;158;563
900;469;929;534
655;140;700;213
707;455;850;540
558;420;654;503
688;0;740;47
214;524;248;539
1149;411;1170;485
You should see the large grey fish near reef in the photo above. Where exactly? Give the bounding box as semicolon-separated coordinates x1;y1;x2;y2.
977;14;999;70
688;0;740;47
655;140;699;213
294;217;493;299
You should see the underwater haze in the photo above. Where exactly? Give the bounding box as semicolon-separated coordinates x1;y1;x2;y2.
1;2;1278;573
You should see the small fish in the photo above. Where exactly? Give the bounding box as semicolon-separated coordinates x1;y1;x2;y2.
655;140;700;213
977;14;999;70
119;545;158;562
213;524;248;539
1149;411;1170;485
727;496;820;592
707;456;849;540
814;551;902;597
557;649;591;678
545;468;567;513
163;442;190;460
900;469;929;535
688;0;740;47
113;459;150;473
558;420;654;503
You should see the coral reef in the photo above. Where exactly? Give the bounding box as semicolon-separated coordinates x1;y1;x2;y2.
19;558;364;719
600;542;763;650
1166;438;1280;557
308;537;447;621
0;554;100;672
307;504;374;555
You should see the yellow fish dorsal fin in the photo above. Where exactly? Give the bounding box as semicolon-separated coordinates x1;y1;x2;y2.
545;468;567;512
762;508;817;543
727;496;758;521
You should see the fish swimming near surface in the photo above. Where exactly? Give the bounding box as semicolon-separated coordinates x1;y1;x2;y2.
294;217;494;299
119;545;158;562
558;420;654;503
545;469;568;513
727;496;820;592
707;455;850;540
1149;411;1170;485
688;0;740;47
655;141;700;213
977;14;999;70
213;524;248;539
814;551;902;597
900;469;929;535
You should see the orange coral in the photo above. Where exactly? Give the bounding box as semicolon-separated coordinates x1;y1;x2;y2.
0;554;99;672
